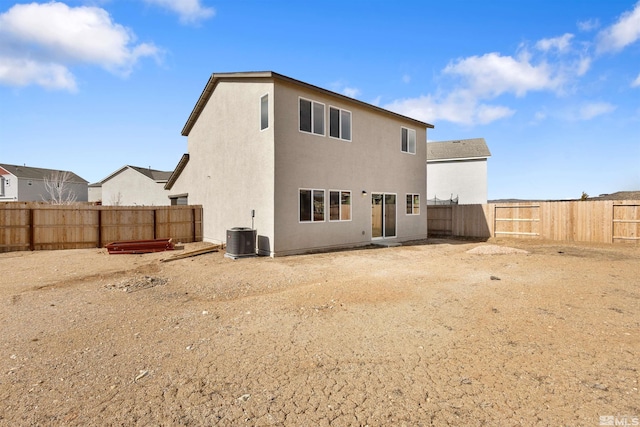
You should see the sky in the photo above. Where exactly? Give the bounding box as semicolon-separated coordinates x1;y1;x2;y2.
0;0;639;201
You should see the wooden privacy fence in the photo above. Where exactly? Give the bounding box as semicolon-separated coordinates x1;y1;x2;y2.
427;200;640;244
0;203;203;253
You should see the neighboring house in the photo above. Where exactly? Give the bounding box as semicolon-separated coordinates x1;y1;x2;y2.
0;163;88;202
426;138;491;205
96;165;173;206
88;182;102;204
166;71;434;256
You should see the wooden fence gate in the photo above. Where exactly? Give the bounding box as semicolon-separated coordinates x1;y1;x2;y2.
612;204;640;242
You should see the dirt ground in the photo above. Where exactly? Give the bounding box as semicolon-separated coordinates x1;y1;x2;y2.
0;238;638;426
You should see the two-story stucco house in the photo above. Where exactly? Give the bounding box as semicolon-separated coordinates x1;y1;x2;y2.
93;165;173;206
0;163;88;202
166;71;434;256
426;138;491;205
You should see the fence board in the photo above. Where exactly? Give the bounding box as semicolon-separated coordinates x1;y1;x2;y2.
0;203;203;253
427;200;639;244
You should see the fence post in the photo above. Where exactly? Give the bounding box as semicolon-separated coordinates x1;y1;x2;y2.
97;208;102;248
29;208;34;251
153;209;157;240
192;207;196;242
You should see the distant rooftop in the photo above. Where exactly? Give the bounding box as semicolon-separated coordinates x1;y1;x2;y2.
0;163;88;183
427;138;491;161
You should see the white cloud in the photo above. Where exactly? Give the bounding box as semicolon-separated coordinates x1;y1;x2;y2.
0;56;77;91
632;73;640;87
342;87;361;98
536;33;574;53
443;51;563;98
0;2;160;90
143;0;215;25
578;102;616;120
384;91;514;126
577;18;600;32
596;1;640;53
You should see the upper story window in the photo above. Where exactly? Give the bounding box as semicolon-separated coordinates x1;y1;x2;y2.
260;94;269;130
329;107;351;141
299;98;325;136
401;127;416;154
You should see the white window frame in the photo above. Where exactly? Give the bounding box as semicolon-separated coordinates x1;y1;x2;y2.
401;127;416;154
328;106;352;142
299;188;325;223
299;97;325;136
329;190;352;222
406;193;420;215
260;93;269;131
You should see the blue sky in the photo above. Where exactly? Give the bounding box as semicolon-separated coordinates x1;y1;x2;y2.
1;0;639;200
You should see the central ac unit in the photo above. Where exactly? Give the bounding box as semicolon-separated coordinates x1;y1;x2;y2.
225;227;257;259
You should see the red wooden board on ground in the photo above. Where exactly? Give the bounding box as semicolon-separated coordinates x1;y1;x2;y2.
105;238;175;254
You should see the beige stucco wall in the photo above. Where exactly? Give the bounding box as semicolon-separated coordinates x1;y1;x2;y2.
88;186;102;203
169;79;275;251
101;168;170;206
173;75;429;256
272;80;428;256
427;159;488;204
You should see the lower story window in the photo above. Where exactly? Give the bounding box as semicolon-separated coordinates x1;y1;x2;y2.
300;189;325;222
329;190;352;221
406;193;420;215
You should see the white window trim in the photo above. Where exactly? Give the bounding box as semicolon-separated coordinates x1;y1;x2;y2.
406;193;420;215
298;97;326;136
401;127;416;155
328;189;352;222
328;106;352;142
299;188;326;223
260;93;269;131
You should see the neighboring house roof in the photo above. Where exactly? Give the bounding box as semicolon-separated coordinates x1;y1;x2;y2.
427;138;491;162
0;163;88;183
182;71;434;136
98;165;173;184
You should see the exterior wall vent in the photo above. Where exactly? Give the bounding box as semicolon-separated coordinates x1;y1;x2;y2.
225;227;257;259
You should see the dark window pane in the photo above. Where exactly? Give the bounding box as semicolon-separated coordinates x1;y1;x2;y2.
261;95;268;130
401;128;408;152
313;190;324;221
329;107;340;138
300;99;311;132
341;110;351;140
330;190;340;220
406;194;412;214
300;189;311;221
313;102;324;135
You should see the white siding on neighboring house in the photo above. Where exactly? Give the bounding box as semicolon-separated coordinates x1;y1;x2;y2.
0;164;88;202
427;159;488;204
426;138;491;205
101;166;171;206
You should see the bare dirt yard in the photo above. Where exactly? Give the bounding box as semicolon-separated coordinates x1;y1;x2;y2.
1;238;638;426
